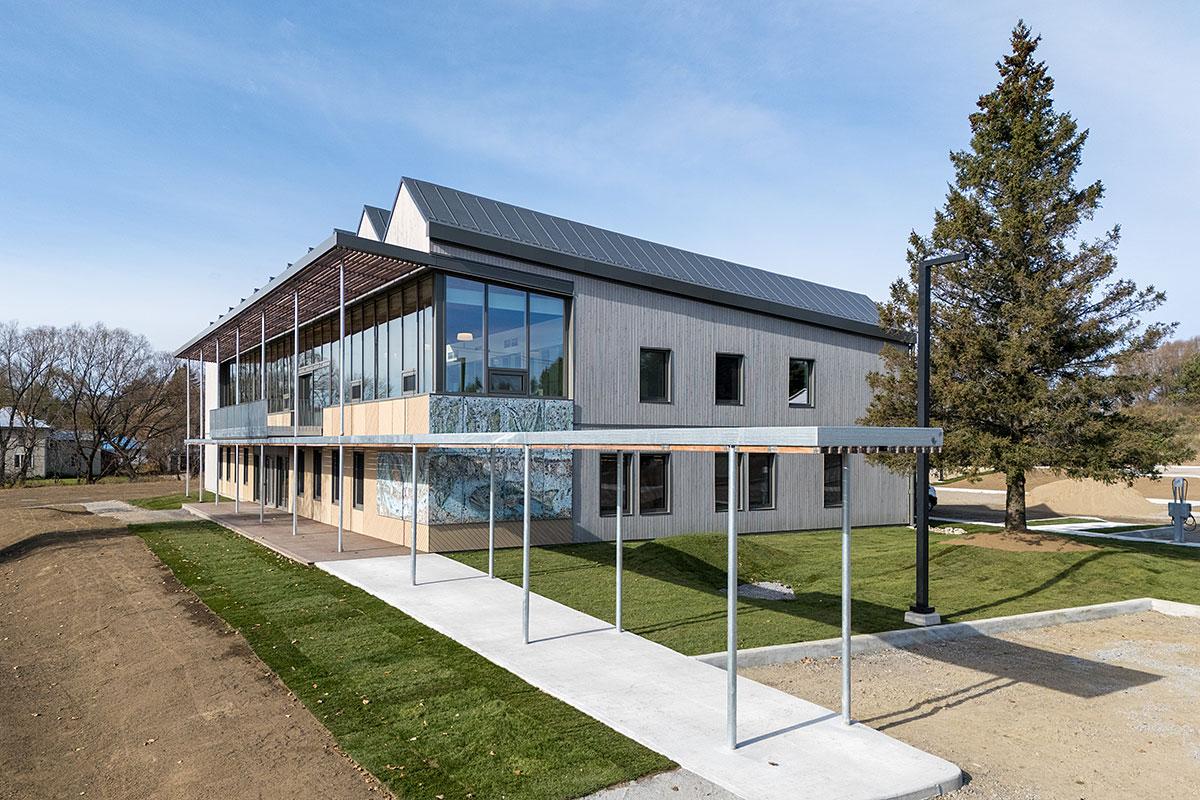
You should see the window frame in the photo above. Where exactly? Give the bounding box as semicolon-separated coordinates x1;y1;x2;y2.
715;352;745;406
789;358;816;408
313;450;322;500
598;452;634;517
352;451;365;509
637;452;672;515
823;452;843;509
639;347;673;404
331;450;340;502
297;450;306;496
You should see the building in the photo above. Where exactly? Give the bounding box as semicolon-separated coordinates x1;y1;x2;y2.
0;408;100;479
176;178;912;551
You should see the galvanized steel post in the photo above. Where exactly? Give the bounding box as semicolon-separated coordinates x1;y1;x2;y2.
841;454;853;725
615;449;624;633
487;451;495;578
198;348;205;503
213;338;219;509
522;445;531;644
410;444;418;586
259;312;266;525
184;359;191;499
292;291;299;536
726;445;738;749
337;261;345;553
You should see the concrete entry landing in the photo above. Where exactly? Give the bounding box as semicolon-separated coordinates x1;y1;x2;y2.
183;501;411;565
321;553;963;800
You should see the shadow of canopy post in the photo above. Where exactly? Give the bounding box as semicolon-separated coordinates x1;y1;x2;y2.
187;424;943;750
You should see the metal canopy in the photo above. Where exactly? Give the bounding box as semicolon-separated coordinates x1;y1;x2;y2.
186;425;942;453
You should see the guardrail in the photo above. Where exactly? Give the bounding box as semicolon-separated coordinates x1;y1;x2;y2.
208;399;268;438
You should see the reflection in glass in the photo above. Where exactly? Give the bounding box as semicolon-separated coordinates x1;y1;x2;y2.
444;276;485;393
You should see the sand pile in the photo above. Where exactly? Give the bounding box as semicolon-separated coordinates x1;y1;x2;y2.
1028;478;1163;521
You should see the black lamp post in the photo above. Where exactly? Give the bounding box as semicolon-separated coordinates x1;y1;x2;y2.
907;252;965;627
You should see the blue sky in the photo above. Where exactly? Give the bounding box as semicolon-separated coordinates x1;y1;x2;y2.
2;1;1197;349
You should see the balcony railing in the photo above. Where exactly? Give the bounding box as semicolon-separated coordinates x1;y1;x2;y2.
208;399;268;438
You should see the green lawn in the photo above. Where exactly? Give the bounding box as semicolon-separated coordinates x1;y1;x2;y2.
129;490;231;510
448;526;1200;656
134;521;670;799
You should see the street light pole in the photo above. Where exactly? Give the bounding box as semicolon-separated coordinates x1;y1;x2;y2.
906;252;964;627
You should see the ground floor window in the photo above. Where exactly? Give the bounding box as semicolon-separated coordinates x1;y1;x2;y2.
599;453;634;516
714;453;776;511
823;452;843;508
331;451;340;502
252;450;260;501
638;453;671;514
297;450;306;495
313;450;322;500
242;448;249;483
352;451;365;509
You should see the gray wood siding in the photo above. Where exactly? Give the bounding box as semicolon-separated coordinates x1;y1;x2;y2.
432;242;912;539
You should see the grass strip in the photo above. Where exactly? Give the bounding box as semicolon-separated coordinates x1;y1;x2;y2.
134;520;671;799
449;526;1200;656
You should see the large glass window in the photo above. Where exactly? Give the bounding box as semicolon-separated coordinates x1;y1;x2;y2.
361;302;375;401
715;353;744;405
487;285;527;394
388;289;404;397
375;295;389;401
599;452;633;517
444;277;485;393
313;449;322;500
823;452;843;508
789;358;814;407
640;348;671;403
530;293;565;397
419;276;434;394
638;453;670;514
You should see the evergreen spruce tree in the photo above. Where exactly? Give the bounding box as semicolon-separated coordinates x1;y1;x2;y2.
863;22;1189;531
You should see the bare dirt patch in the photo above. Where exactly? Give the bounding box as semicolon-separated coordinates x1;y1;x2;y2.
747;613;1200;800
948;530;1097;553
0;483;390;800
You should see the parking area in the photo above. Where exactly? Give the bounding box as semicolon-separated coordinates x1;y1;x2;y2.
746;612;1200;800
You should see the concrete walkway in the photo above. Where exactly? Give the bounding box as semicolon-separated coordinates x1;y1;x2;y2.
183;501;411;564
319;553;962;800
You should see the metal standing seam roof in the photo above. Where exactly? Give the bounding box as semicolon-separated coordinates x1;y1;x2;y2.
362;205;391;239
401;177;883;329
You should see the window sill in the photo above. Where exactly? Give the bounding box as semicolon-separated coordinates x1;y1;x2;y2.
639;398;673;405
639;509;671;516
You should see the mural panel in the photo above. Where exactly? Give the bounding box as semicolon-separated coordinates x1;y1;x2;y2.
377;395;574;524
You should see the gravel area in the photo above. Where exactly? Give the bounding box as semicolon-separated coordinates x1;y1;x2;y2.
747;613;1200;800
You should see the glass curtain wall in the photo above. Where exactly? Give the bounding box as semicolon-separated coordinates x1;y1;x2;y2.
216;270;565;408
442;276;567;398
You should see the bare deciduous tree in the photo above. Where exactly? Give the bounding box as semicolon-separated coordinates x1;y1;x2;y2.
0;322;62;485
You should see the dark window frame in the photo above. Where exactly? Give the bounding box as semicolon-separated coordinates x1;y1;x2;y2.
715;352;745;406
639;347;672;404
352;451;365;509
637;452;672;515
823;452;843;509
331;450;340;502
789;358;816;408
598;452;634;517
313;450;322;500
714;452;776;512
297;450;306;496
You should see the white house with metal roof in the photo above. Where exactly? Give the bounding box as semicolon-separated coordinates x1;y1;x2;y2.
176;178;912;551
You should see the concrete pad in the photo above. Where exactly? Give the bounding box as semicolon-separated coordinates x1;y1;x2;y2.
183;502;411;565
318;553;962;800
698;599;1158;669
82;500;194;524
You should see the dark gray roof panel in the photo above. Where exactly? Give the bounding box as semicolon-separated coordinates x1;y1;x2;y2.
361;205;391;240
401;177;881;327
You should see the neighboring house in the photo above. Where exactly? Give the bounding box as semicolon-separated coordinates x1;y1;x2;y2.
0;408;99;479
176;177;912;551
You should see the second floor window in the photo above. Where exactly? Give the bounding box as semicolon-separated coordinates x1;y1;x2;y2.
639;348;671;403
790;358;815;407
715;353;744;405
